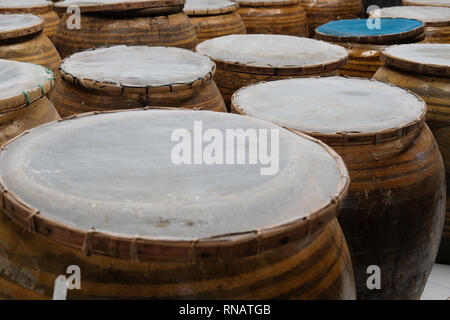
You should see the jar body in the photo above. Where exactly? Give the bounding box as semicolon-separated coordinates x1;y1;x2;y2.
40;9;60;39
189;11;246;42
334;125;445;299
374;65;450;264
0;33;61;80
0;214;356;299
54;12;198;58
334;42;386;78
299;0;364;36
50;79;227;116
422;26;450;44
238;3;309;36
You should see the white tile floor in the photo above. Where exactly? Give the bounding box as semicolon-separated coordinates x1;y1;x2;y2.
421;264;450;300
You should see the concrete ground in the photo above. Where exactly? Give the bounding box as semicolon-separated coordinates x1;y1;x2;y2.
421;264;450;300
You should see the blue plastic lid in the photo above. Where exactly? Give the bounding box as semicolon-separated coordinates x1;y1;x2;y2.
316;18;424;43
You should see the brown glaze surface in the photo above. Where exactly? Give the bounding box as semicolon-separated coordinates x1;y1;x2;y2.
53;0;186;14
237;3;309;36
0;213;355;299
51;78;227;116
54;12;198;58
374;65;450;264
232;79;446;299
299;0;364;36
188;11;246;42
332;125;445;299
334;42;387;78
0;33;61;80
39;9;60;39
435;128;450;264
0;108;355;299
422;25;450;43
